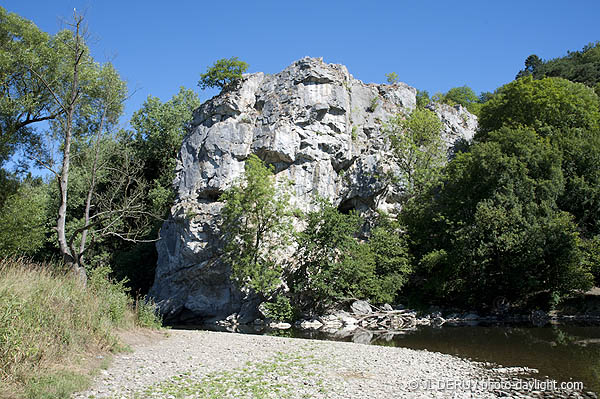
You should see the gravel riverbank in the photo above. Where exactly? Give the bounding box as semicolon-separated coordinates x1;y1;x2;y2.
73;329;594;399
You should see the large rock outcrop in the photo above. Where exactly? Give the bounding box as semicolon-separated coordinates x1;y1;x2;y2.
149;57;477;323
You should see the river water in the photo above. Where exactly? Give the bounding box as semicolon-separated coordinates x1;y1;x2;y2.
182;323;600;394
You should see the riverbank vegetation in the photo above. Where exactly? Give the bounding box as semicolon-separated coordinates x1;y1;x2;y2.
0;257;161;398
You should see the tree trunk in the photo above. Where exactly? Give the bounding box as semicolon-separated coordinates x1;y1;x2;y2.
79;108;106;264
56;14;86;286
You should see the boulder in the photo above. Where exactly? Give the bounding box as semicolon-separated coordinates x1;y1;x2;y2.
351;300;373;315
381;303;394;311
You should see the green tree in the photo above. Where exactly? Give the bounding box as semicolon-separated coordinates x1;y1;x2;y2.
18;12;152;283
440;85;481;115
580;236;600;285
386;108;445;201
478;76;600;240
478;76;600;137
515;54;543;79
0;169;18;208
290;200;378;312
516;43;600;88
109;87;200;293
220;154;292;299
443;85;478;107
131;87;200;216
367;213;412;304
198;57;248;90
403;127;593;307
0;180;48;256
554;130;600;237
415;90;430;108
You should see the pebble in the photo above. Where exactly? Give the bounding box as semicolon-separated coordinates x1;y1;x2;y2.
72;330;593;398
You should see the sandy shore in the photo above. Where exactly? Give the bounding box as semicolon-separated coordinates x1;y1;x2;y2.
72;329;593;399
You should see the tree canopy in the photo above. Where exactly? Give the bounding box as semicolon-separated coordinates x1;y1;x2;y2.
516;42;600;87
386;108;445;200
198;57;248;90
478;76;600;137
403;127;593;306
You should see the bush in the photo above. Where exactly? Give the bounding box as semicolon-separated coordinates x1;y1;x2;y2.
581;236;600;285
88;265;131;325
368;214;412;304
262;295;295;323
135;297;163;329
415;90;430;108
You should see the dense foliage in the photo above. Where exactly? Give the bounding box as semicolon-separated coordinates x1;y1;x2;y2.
403;127;592;306
516;42;600;88
478;76;600;137
386;108;445;200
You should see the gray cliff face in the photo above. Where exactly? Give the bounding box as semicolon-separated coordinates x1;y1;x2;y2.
149;57;477;323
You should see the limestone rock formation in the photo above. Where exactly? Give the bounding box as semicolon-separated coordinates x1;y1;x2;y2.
149;57;477;323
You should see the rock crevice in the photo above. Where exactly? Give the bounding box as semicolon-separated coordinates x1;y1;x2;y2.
149;57;477;323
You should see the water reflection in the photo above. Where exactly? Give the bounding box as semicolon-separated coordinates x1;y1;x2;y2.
176;323;600;394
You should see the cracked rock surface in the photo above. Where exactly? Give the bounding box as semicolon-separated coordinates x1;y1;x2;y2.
149;57;477;323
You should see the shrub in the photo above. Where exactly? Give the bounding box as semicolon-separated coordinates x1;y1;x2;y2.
385;72;399;84
135;297;163;329
367;96;378;112
262;295;295;323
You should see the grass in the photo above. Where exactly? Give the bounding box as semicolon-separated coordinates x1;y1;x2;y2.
0;257;162;399
131;351;329;399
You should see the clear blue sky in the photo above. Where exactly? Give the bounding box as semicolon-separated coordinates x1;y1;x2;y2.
3;0;600;124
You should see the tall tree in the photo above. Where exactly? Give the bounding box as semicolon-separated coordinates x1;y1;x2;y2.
131;87;200;216
478;76;600;138
515;54;543;79
220;154;293;299
478;75;600;238
385;108;445;202
23;12;150;283
516;43;600;88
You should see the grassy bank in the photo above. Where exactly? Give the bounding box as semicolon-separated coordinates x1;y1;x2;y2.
0;257;161;399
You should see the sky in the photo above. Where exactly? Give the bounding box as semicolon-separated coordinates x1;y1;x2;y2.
3;0;600;125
